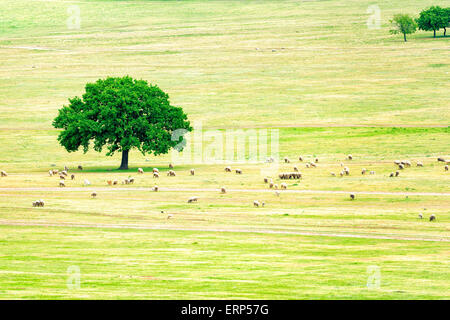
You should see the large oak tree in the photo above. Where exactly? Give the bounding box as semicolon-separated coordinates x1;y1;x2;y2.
53;76;192;170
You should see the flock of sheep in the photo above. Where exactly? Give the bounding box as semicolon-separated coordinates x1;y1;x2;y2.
1;154;448;222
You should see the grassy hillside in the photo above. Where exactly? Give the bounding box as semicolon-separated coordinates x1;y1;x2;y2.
0;0;448;299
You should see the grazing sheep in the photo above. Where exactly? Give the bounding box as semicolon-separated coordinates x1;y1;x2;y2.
369;171;375;175
113;180;118;185
77;165;83;170
48;170;53;177
52;169;59;175
293;166;299;172
235;169;242;174
253;200;260;207
138;168;144;174
84;179;91;186
275;191;280;196
310;162;317;168
59;175;65;180
389;172;394;177
306;163;310;168
64;166;69;172
264;177;268;183
32;200;45;207
225;166;232;172
429;214;436;222
398;164;404;170
343;167;349;175
107;180;112;186
278;172;301;179
273;184;278;189
298;156;303;162
91;192;97;198
266;157;274;163
284;157;290;163
153;168;159;173
167;170;176;177
59;180;65;187
220;187;226;194
347;154;353;160
152;185;159;192
269;180;274;188
281;182;287;190
437;157;447;162
394;160;401;165
331;172;336;176
261;201;265;207
340;171;344;177
71;174;75;180
445;165;449;171
395;171;400;177
418;213;423;219
361;168;367;175
129;177;135;184
59;170;66;177
403;160;411;167
350;194;355;200
314;158;319;163
1;170;7;177
169;163;174;169
416;161;423;167
153;172;160;178
167;214;173;219
187;196;198;203
190;169;195;176
340;162;344;167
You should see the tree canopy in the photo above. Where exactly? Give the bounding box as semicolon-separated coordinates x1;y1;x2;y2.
416;6;448;37
390;14;417;42
53;76;192;169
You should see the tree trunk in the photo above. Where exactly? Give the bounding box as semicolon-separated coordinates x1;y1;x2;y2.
403;33;407;42
444;27;447;37
119;149;129;170
433;29;436;38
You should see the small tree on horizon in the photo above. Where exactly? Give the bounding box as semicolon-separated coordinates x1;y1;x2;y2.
53;76;192;170
416;6;448;38
390;14;417;42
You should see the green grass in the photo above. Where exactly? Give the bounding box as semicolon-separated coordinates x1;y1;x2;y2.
0;0;449;299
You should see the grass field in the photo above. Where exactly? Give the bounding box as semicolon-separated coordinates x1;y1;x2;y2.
0;0;449;299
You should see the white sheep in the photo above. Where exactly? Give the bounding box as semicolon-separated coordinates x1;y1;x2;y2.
429;214;436;222
153;172;160;178
284;157;290;163
48;170;53;177
84;179;91;186
369;171;375;175
445;165;449;171
331;172;336;176
220;187;226;194
59;180;65;187
235;169;242;174
281;182;287;190
253;200;260;207
0;170;7;177
153;168;159;173
152;185;159;192
225;166;232;172
138;168;144;174
416;161;423;167
347;154;353;160
361;168;367;175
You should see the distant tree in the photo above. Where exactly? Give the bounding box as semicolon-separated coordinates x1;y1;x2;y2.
444;7;450;36
416;6;448;37
53;76;192;170
390;14;417;42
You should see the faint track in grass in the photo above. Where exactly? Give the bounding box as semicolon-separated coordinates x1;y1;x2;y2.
0;220;448;242
0;187;449;196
